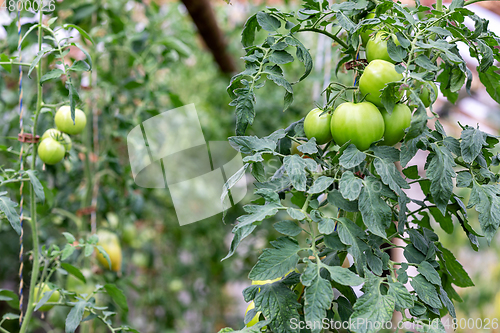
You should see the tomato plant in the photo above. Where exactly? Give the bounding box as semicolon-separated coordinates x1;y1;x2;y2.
223;0;500;332
303;108;332;145
330;102;385;151
0;5;136;333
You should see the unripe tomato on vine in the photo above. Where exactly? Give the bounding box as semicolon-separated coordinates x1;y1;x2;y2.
366;31;400;63
38;137;66;165
380;104;412;146
41;128;72;151
359;59;403;107
55;105;87;135
303;108;333;145
33;284;60;312
330;101;385;151
96;230;123;272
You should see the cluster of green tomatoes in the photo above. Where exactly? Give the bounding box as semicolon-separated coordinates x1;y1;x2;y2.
37;106;87;165
301;20;438;151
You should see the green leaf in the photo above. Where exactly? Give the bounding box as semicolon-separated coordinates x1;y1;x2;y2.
65;300;87;333
267;74;293;93
284;154;316;191
0;192;21;235
339;144;366;169
388;281;414;309
274;221;302;236
223;224;257;261
61;244;76;261
35;289;56;311
29;47;53;78
69;60;91;72
286;207;305;220
308;176;334;194
387;38;407;63
427;143;456;215
288;37;313;82
437;244;474;287
328;190;358;212
67;81;79;122
229;136;276;154
373;157;409;196
96;245;111;269
26;170;45;202
104;284;128;311
2;313;19;321
359;177;392;238
40;68;64;84
301;263;334;333
456;171;472;187
323;265;364;286
0;289;19;309
467;182;500;243
256;12;281;31
241;14;260;47
269;50;294;64
0;54;11;72
478;65;500;104
439;286;456;318
64;24;95;44
234;89;256;136
72;42;93;70
236;202;281;230
336;218;368;271
410;274;442;309
297;138;318;154
254;283;299;333
429;206;454;234
339;171;363;201
460;125;487;163
418;261;442;285
61;263;86;284
249;237;300;280
336;12;356;32
317;216;336;235
350;271;395;333
402;165;419;179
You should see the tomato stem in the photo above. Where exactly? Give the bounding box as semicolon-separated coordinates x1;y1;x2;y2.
19;8;44;333
298;28;349;50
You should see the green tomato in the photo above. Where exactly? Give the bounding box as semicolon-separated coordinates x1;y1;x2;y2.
55;105;87;135
96;230;123;272
330;102;385;151
38;137;65;165
245;301;260;327
360;11;376;46
34;284;60;312
417;82;438;108
366;31;400;63
380;104;412;146
41;128;72;151
303;108;332;145
290;140;304;156
359;59;403;107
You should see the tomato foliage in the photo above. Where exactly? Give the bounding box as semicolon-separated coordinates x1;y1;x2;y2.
223;0;500;332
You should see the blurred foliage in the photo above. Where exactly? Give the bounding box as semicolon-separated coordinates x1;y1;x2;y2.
0;0;323;332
